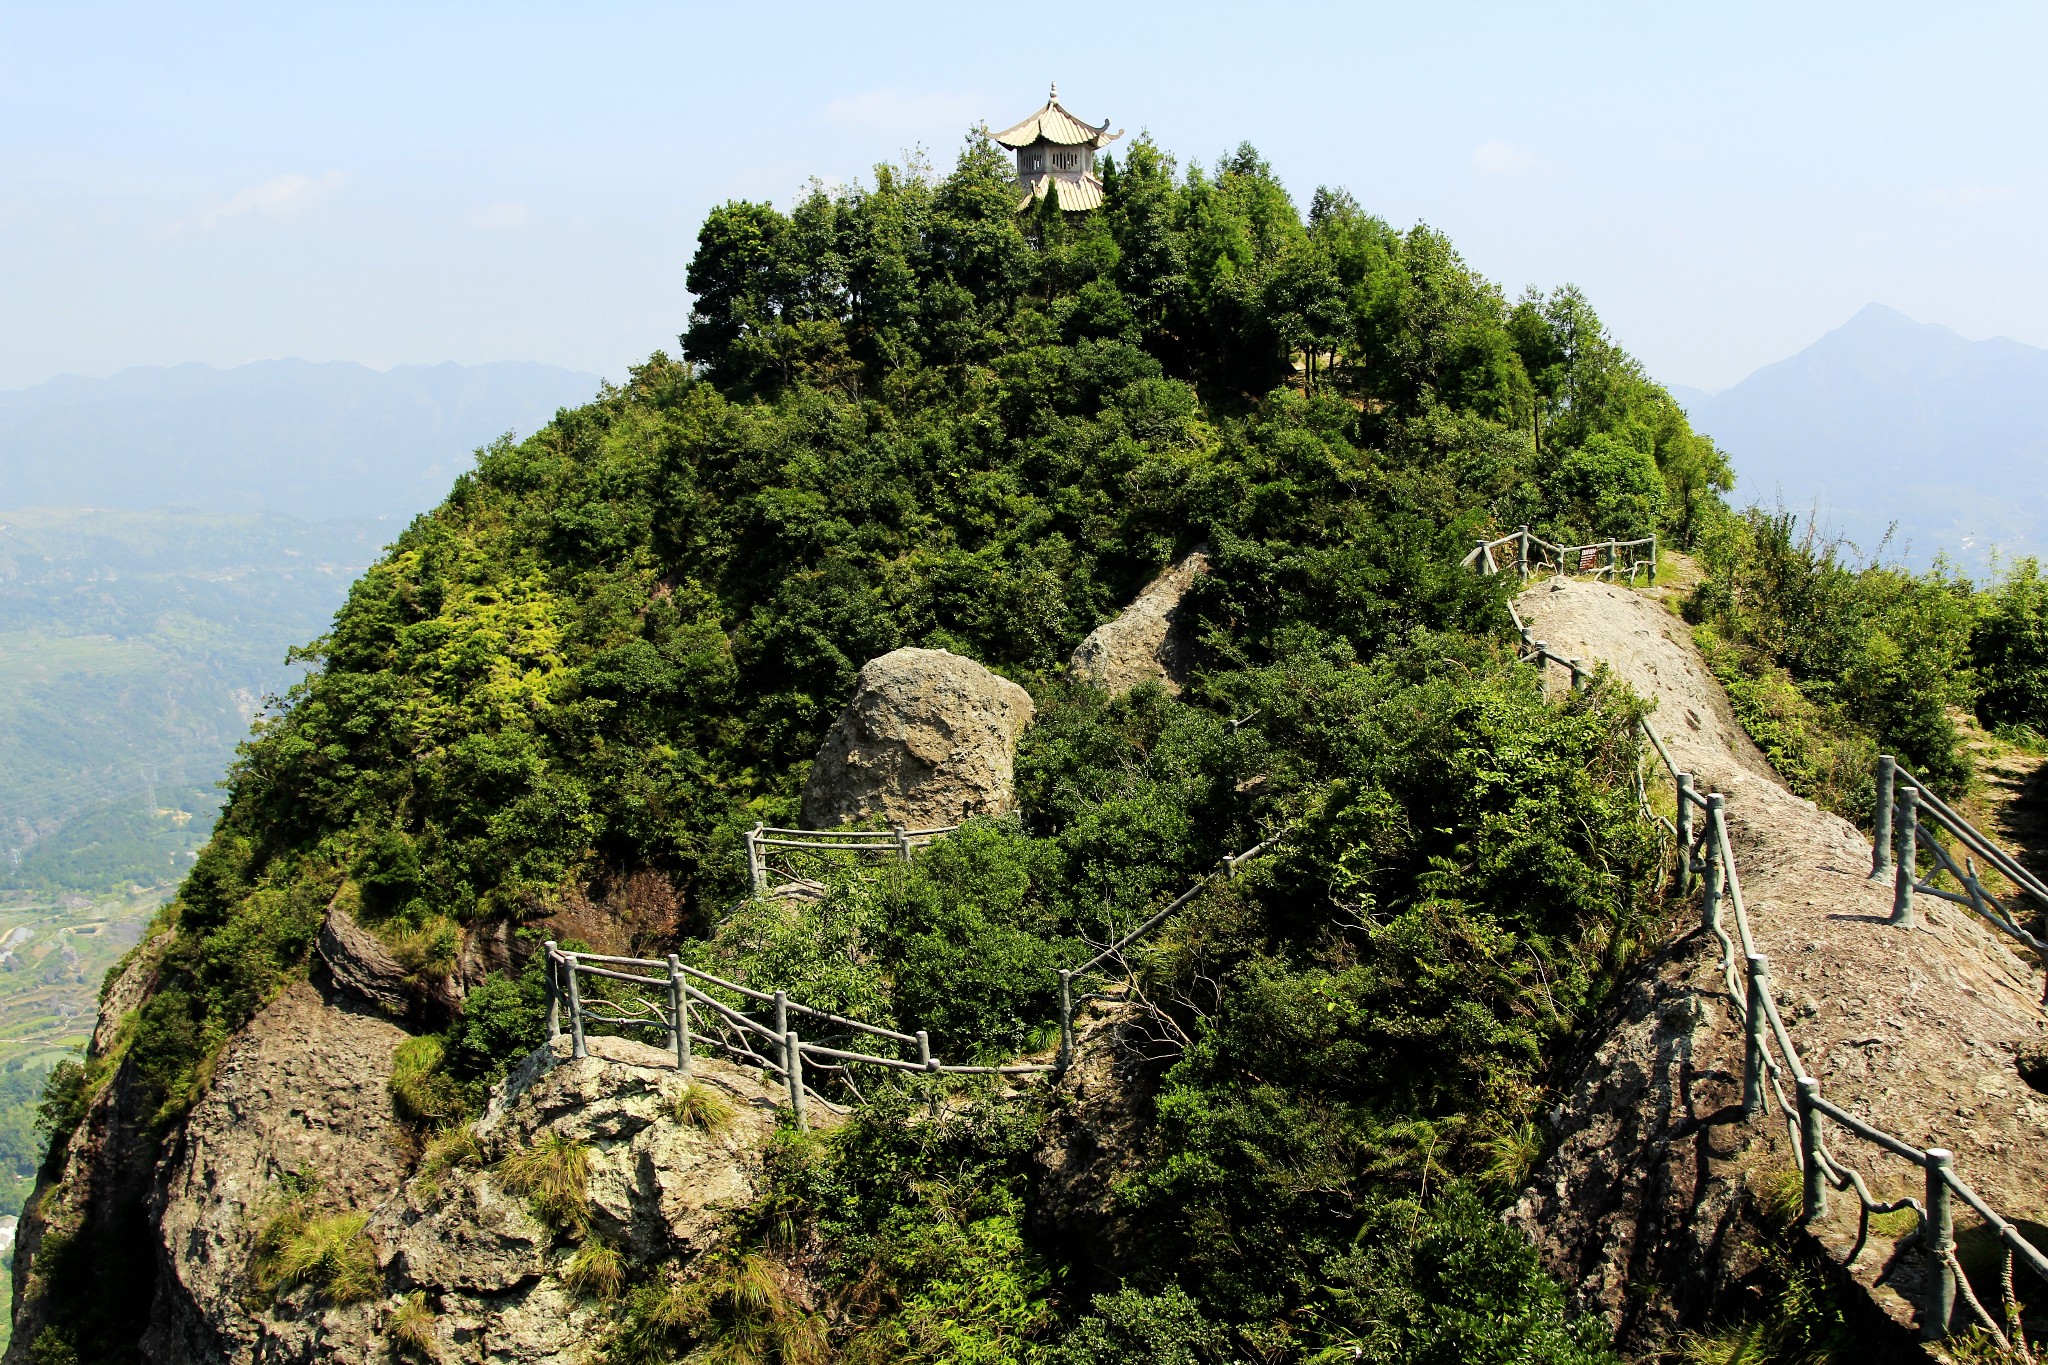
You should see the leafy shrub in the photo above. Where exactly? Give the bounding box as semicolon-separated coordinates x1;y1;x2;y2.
1052;1285;1230;1365
442;965;547;1094
838;1187;1053;1363
1688;508;1973;800
1298;1187;1618;1363
1546;430;1667;542
34;1061;90;1146
497;1131;593;1233
1973;558;2048;732
1695;631;1877;818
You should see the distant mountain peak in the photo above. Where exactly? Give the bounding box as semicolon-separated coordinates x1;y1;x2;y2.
1682;307;2048;572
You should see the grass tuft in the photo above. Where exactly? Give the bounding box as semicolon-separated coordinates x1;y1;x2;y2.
563;1239;627;1301
497;1130;593;1233
1474;1115;1543;1193
251;1204;380;1305
605;1251;825;1365
390;1035;467;1128
663;1082;737;1135
389;1290;441;1362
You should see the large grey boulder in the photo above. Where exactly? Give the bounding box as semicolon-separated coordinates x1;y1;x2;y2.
800;647;1035;829
1068;549;1208;696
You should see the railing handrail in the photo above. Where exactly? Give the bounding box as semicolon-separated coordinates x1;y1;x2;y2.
542;944;1054;1128
1664;749;2048;1344
1049;830;1290;1067
1500;542;2046;1343
1462;525;1658;585
744;820;959;894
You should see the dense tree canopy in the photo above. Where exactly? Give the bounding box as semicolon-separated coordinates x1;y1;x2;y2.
35;136;1776;1364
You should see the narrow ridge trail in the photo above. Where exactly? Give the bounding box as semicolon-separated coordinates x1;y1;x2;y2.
1510;578;2048;1353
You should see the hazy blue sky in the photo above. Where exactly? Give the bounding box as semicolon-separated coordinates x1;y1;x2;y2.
4;2;2042;394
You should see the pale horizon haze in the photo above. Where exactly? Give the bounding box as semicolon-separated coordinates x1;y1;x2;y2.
4;2;2043;395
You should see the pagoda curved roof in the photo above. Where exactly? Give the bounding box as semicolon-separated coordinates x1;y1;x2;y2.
990;87;1122;149
1020;174;1106;212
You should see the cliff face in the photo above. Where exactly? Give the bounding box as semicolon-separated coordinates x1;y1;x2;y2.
13;966;781;1365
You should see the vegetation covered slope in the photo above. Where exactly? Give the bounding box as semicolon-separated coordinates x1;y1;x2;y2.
24;138;1734;1364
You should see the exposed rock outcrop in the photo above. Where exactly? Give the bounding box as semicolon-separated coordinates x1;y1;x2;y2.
316;901;414;1016
143;980;411;1361
1512;578;2048;1354
10;936;174;1363
140;1005;781;1364
800;647;1034;829
1068;549;1207;696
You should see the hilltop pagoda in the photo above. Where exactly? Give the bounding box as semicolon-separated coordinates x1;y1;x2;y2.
989;84;1123;211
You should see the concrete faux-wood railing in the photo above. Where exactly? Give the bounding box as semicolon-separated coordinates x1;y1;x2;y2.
542;945;1051;1127
1873;757;2048;1001
1052;829;1289;1067
1652;735;2047;1346
1463;525;1659;584
743;823;957;895
1489;542;2046;1344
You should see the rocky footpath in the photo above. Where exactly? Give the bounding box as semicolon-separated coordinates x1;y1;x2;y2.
801;646;1034;829
1512;578;2048;1356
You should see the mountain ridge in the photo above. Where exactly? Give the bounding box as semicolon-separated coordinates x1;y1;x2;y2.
0;358;601;522
1678;304;2048;567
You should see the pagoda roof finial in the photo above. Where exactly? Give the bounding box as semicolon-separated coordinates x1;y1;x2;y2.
1050;81;1057;99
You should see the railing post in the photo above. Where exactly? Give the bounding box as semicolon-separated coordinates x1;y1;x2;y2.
1798;1077;1826;1222
1871;754;1896;878
565;953;586;1060
1676;774;1695;895
916;1029;933;1072
1743;954;1770;1118
773;990;789;1072
747;823;766;895
1519;525;1531;577
1891;784;1919;927
785;1029;806;1126
894;824;912;865
1057;969;1074;1070
1649;532;1658;582
1923;1148;1956;1340
544;940;561;1043
668;954;690;1077
1568;657;1585;691
1703;794;1727;934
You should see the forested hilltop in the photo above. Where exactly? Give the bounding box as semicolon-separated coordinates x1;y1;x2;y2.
37;134;2046;1364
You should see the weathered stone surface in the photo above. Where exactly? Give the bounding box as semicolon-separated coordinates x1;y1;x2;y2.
800;647;1035;829
141;980;411;1363
8;940;173;1365
137;1018;780;1365
317;899;413;1016
1068;549;1207;696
